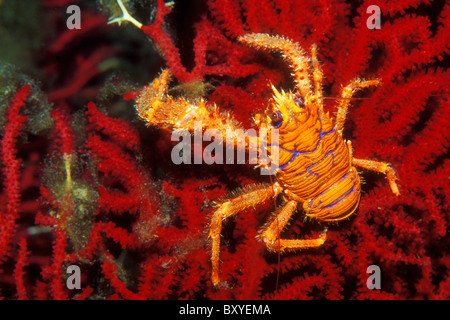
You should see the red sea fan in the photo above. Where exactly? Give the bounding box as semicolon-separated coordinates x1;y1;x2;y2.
129;0;449;299
0;85;31;264
0;0;449;300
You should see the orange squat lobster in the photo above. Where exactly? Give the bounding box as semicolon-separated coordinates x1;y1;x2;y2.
135;33;400;286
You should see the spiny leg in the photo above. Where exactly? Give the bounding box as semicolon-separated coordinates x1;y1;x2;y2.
135;69;172;121
261;200;327;252
353;158;400;196
209;183;283;286
335;79;380;132
238;33;312;99
310;44;323;105
347;141;353;163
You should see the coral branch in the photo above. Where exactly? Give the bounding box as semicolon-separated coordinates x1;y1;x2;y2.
13;238;30;300
0;85;31;262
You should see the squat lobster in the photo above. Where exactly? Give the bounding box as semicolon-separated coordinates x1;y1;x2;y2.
134;33;400;286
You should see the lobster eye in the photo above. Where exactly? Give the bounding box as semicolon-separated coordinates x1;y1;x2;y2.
270;111;283;128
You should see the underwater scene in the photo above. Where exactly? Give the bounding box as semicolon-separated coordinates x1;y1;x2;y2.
0;0;449;300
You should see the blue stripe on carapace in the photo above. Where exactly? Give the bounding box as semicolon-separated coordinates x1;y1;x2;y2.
295;149;335;176
323;186;355;209
307;170;320;178
319;126;335;139
323;194;360;221
310;169;354;200
279;126;337;171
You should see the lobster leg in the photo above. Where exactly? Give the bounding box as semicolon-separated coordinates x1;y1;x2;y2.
335;79;380;132
238;33;312;99
260;200;327;252
209;183;282;286
311;44;323;105
353;158;400;196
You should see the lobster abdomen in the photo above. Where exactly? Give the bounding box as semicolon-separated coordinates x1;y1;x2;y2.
302;167;361;221
274;109;360;222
